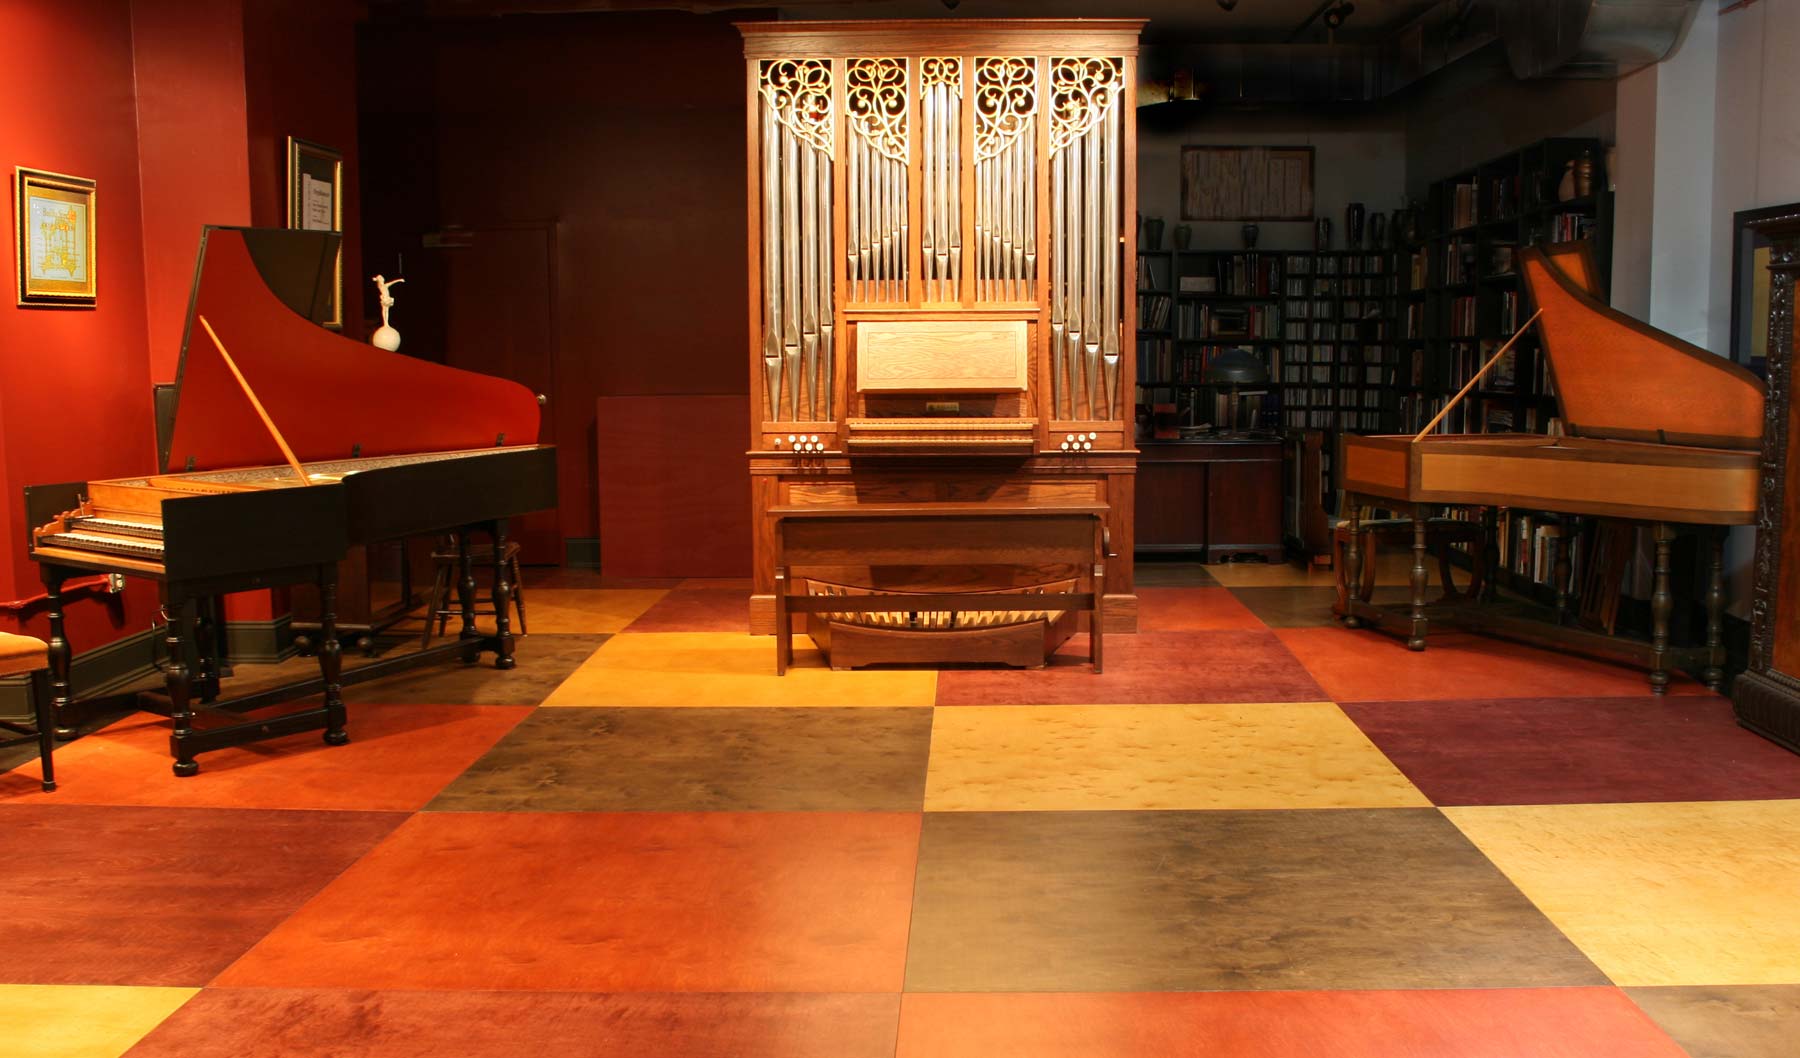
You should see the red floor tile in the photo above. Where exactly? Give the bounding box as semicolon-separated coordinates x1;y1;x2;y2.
1136;588;1268;631
680;577;755;590
1342;696;1800;805
934;631;1327;705
623;589;751;632
0;704;530;811
0;805;403;986
126;989;900;1058
897;989;1689;1058
1276;625;1711;703
216;811;920;992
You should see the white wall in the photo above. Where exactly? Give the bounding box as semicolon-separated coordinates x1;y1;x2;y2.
1136;109;1407;253
1647;0;1718;345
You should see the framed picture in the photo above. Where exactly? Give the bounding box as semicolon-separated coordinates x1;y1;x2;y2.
1181;146;1314;222
1731;202;1800;369
14;167;97;306
286;137;343;329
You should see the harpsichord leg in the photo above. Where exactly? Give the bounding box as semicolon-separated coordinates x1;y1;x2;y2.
1481;506;1500;603
456;528;480;664
40;567;76;740
1702;527;1726;692
490;519;516;671
1552;522;1573;626
1408;506;1429;651
1649;522;1674;694
317;564;349;745
165;592;199;777
192;596;220;704
1342;498;1363;628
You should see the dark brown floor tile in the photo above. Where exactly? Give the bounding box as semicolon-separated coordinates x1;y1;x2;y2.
904;808;1605;992
1343;696;1800;805
125;989;900;1058
0;804;404;986
1627;986;1800;1058
623;589;751;632
429;706;933;812
934;631;1327;705
1132;560;1220;587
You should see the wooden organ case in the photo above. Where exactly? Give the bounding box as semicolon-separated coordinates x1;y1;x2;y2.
740;20;1144;664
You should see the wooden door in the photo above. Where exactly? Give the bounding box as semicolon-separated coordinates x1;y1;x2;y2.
439;224;562;564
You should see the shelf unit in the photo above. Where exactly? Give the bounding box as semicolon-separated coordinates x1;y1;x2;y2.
1400;136;1612;438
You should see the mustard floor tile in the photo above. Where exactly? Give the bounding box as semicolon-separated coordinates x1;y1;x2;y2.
925;702;1430;811
2;984;197;1058
540;632;937;707
517;588;668;633
1446;800;1800;987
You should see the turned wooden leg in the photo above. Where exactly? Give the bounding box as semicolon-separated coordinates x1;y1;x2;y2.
1343;499;1364;628
318;565;349;746
1481;506;1499;603
1649;522;1674;694
41;568;75;740
1408;507;1429;651
29;668;55;792
490;520;516;671
1553;527;1572;625
456;528;480;663
192;597;220;704
165;593;199;777
1702;527;1726;692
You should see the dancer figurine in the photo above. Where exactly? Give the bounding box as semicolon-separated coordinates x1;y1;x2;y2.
371;274;404;351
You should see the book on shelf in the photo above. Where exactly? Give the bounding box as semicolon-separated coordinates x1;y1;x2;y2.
1451;180;1479;228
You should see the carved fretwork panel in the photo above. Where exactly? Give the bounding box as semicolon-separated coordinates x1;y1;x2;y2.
846;57;910;305
757;59;836;423
973;57;1038;305
1046;57;1125;421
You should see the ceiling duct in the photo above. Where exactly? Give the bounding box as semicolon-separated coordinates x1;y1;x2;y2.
1495;0;1702;79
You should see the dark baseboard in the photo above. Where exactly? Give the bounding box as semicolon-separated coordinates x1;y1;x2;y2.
0;627;161;724
565;537;600;569
224;614;299;664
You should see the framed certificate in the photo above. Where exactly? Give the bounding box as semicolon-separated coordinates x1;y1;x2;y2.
14;167;97;307
286;137;344;328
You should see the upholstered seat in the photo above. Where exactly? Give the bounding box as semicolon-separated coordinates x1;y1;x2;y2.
0;632;56;791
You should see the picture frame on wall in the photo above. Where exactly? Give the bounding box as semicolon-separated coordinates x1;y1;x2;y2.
1180;146;1314;222
286;136;344;329
13;167;98;307
1731;202;1800;370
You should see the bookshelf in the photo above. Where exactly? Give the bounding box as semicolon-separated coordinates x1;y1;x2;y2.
1399;136;1612;438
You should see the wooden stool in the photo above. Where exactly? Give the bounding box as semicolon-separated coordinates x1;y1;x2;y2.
0;633;56;791
1333;517;1486;617
421;538;527;647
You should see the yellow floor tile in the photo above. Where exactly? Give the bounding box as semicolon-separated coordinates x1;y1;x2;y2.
925;702;1431;811
1446;800;1800;987
2;985;196;1058
541;632;937;707
516;588;667;633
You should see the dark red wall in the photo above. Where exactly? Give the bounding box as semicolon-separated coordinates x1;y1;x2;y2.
359;13;752;560
0;0;160;643
0;0;365;645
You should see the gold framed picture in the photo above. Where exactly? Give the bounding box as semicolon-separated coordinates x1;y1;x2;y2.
14;167;97;307
285;136;344;328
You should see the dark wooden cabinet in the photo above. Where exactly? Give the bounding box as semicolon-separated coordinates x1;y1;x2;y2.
1135;438;1283;562
1735;210;1800;754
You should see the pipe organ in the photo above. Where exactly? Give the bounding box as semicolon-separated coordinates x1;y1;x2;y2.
741;20;1144;644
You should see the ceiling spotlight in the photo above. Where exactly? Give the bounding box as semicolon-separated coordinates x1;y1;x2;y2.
941;0;960;8
1217;0;1239;10
1323;2;1355;29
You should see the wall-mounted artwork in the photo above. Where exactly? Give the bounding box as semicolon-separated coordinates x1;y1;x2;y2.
286;137;343;329
1180;146;1314;222
14;167;97;307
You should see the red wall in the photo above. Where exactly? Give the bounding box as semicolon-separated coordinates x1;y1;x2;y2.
0;0;365;646
0;0;161;644
359;13;752;562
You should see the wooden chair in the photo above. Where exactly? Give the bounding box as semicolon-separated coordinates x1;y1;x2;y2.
0;633;57;792
1333;515;1486;617
420;537;527;647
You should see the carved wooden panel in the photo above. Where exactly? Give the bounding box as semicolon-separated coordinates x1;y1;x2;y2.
856;320;1028;392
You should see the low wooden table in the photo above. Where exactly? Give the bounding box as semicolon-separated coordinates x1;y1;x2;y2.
770;502;1109;673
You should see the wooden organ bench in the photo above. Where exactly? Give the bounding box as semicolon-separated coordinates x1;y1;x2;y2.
772;502;1108;672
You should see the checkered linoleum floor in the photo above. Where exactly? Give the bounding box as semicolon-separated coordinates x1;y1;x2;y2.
4;559;1798;1057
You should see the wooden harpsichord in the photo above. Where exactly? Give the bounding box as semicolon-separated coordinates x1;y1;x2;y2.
26;226;557;774
1338;240;1765;692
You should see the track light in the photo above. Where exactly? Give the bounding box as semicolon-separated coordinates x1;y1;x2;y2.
1324;2;1355;29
